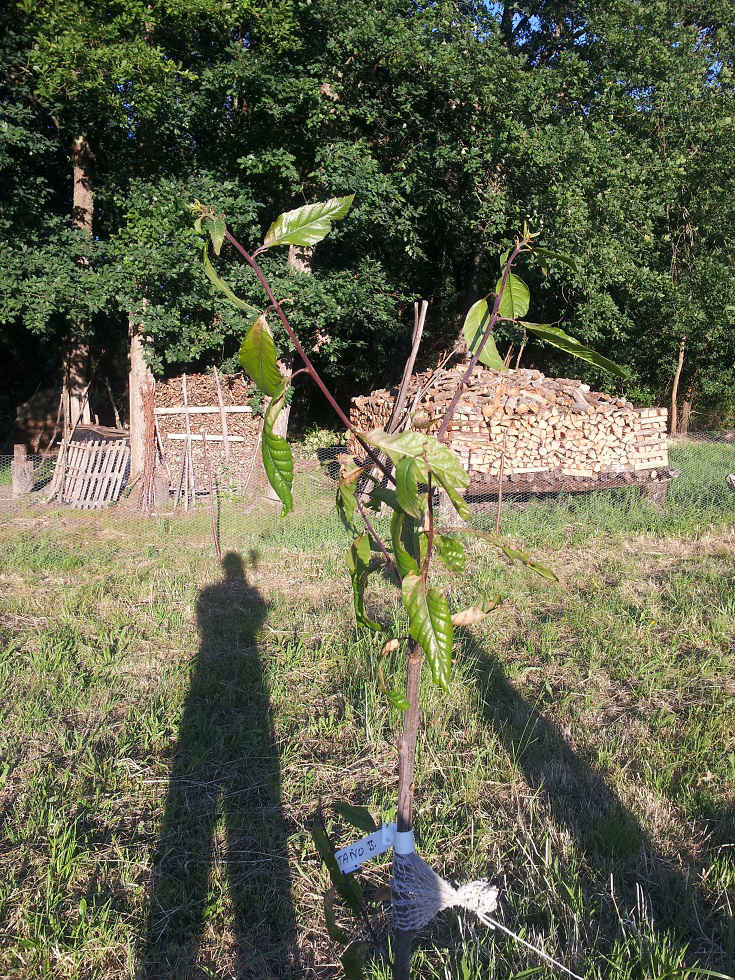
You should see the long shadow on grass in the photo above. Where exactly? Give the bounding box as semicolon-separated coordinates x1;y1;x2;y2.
464;634;732;971
139;552;299;979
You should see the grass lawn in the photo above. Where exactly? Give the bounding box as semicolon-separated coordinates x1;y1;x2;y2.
0;437;732;979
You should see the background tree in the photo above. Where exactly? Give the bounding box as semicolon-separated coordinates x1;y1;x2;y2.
1;0;732;447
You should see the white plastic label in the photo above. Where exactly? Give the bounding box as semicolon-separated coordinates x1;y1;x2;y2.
334;822;396;874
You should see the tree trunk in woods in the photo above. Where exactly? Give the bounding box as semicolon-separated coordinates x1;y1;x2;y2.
670;335;686;435
500;1;515;48
265;245;312;500
64;136;95;432
680;375;697;435
129;300;154;478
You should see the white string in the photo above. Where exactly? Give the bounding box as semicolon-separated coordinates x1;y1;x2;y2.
475;910;588;980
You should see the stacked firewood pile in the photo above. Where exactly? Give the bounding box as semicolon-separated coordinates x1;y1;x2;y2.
154;371;261;494
350;366;669;491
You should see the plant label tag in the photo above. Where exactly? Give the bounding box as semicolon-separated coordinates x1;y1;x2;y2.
334;822;396;874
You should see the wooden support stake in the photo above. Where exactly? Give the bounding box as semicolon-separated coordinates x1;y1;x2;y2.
202;429;222;564
181;373;196;507
213;366;230;466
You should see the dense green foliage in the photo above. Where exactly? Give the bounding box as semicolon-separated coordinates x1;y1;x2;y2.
1;0;732;441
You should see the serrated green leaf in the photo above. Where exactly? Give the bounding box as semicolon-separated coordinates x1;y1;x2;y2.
401;574;453;690
363;432;468;492
433;533;466;572
362;429;430;478
451;595;504;626
496;273;530;319
211;215;226;255
346;535;382;631
262;392;293;516
520;322;626;377
362;430;469;520
501;546;559;582
202;243;259;315
391;510;418;579
530;246;578;272
336;479;358;533
311;825;363;914
367;486;400;511
387;690;410;711
432;469;470;522
424;441;469;494
263;194;355;248
333;802;379;834
457;529;558;581
395;456;424;518
341;941;369;980
462;298;506;371
239;314;286;397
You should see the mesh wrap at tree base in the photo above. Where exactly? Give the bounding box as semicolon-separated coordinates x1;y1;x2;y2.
391;849;499;932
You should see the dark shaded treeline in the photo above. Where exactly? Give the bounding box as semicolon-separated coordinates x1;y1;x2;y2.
1;0;732;442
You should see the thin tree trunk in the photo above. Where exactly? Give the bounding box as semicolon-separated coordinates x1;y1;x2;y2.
670;335;686;435
64;136;94;432
680;374;697;435
129;300;154;478
393;642;422;980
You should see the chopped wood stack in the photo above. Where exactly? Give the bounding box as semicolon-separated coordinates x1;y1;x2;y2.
154;371;261;493
350;366;669;489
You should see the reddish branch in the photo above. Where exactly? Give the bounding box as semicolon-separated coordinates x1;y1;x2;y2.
436;240;525;441
225;230;395;486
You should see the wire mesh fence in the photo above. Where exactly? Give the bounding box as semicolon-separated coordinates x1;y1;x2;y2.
1;431;732;557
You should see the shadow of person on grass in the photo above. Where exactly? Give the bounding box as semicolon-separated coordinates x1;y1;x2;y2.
139;552;300;979
458;631;732;972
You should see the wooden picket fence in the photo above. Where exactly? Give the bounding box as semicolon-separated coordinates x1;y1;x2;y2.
59;439;130;508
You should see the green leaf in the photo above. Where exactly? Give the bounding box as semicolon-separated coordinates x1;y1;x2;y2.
311;824;363;915
387;690;410;711
431;469;470;522
323;887;349;943
239;314;286;396
341;941;369;980
433;533;466;572
496;273;530;319
211;215;226;256
530;246;578;272
462;298;506;371
424;441;469;495
334;802;379;834
262;392;293;516
202;243;259;315
451;595;504;626
263;195;355;248
395;456;424;518
336;479;358;533
501;546;559;582
367;487;400;511
401;574;453;690
455;529;559;581
362;430;469;521
499;248;510;268
362;430;430;477
391;510;418;579
346;535;382;631
520;322;627;377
